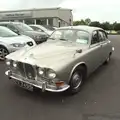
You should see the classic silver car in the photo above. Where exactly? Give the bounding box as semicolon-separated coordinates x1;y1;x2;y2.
5;26;114;94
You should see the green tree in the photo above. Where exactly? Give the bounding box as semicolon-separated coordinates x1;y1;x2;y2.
114;23;120;31
73;21;81;26
73;19;87;26
89;21;101;27
112;22;117;30
85;18;91;25
80;19;86;25
101;22;111;30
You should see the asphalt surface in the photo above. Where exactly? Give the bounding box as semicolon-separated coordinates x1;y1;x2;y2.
1;35;120;120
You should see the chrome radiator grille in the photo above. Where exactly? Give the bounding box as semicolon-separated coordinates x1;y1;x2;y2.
17;62;36;80
17;62;26;77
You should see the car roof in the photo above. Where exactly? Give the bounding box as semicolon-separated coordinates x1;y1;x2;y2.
57;25;104;33
0;22;23;25
0;26;11;29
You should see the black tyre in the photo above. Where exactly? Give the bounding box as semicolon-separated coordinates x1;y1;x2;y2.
0;46;9;60
68;66;86;95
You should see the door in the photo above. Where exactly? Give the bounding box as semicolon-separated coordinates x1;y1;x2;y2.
88;30;103;73
98;30;110;63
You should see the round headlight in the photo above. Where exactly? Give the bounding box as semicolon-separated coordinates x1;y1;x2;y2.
38;68;44;76
6;59;11;66
13;61;17;68
47;69;56;79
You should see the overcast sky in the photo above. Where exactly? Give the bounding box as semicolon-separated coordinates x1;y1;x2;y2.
0;0;119;23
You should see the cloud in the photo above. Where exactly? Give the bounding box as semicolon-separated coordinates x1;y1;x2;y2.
59;0;120;22
0;0;119;22
0;0;63;10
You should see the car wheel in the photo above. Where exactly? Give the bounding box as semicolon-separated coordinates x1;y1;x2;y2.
104;53;111;64
68;66;86;95
0;46;9;60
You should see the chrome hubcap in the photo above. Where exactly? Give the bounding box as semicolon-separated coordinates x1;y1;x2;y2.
0;48;8;60
72;73;82;89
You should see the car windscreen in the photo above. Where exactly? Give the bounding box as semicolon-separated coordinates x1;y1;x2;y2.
15;23;34;31
0;27;18;37
49;29;89;44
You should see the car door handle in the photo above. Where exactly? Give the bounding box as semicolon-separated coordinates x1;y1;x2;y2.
100;44;103;47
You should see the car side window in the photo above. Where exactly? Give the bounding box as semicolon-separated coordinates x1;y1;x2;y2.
103;31;108;40
76;31;89;44
98;31;107;42
91;31;99;45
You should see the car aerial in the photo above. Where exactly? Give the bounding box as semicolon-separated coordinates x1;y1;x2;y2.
29;24;55;36
5;25;114;95
0;22;49;45
0;26;36;60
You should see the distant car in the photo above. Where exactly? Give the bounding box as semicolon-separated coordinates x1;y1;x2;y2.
29;24;54;35
0;26;36;60
0;22;48;44
5;26;114;94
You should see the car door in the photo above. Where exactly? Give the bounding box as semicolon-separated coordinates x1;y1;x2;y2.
98;30;110;63
88;30;103;72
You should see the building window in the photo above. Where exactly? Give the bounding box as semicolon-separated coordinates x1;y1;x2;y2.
48;18;53;26
24;19;34;25
36;19;47;25
58;19;61;27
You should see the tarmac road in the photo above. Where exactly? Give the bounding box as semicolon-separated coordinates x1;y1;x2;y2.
0;35;120;120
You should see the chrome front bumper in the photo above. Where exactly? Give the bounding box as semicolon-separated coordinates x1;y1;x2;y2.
5;70;70;92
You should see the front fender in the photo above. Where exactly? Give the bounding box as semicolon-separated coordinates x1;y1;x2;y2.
68;62;86;82
0;42;10;52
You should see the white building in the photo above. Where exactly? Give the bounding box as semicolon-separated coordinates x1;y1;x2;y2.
0;7;73;27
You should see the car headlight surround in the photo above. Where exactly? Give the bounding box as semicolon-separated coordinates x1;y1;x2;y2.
37;67;56;79
5;59;11;66
13;61;18;68
38;67;45;77
46;68;56;79
11;43;26;47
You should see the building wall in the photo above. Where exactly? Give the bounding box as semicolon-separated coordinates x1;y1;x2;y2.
53;18;59;27
58;9;73;25
0;8;73;27
32;9;59;18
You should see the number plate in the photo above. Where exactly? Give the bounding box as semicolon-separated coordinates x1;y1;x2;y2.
15;81;33;91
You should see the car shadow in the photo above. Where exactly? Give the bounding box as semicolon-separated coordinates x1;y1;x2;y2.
84;58;115;83
6;58;116;105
